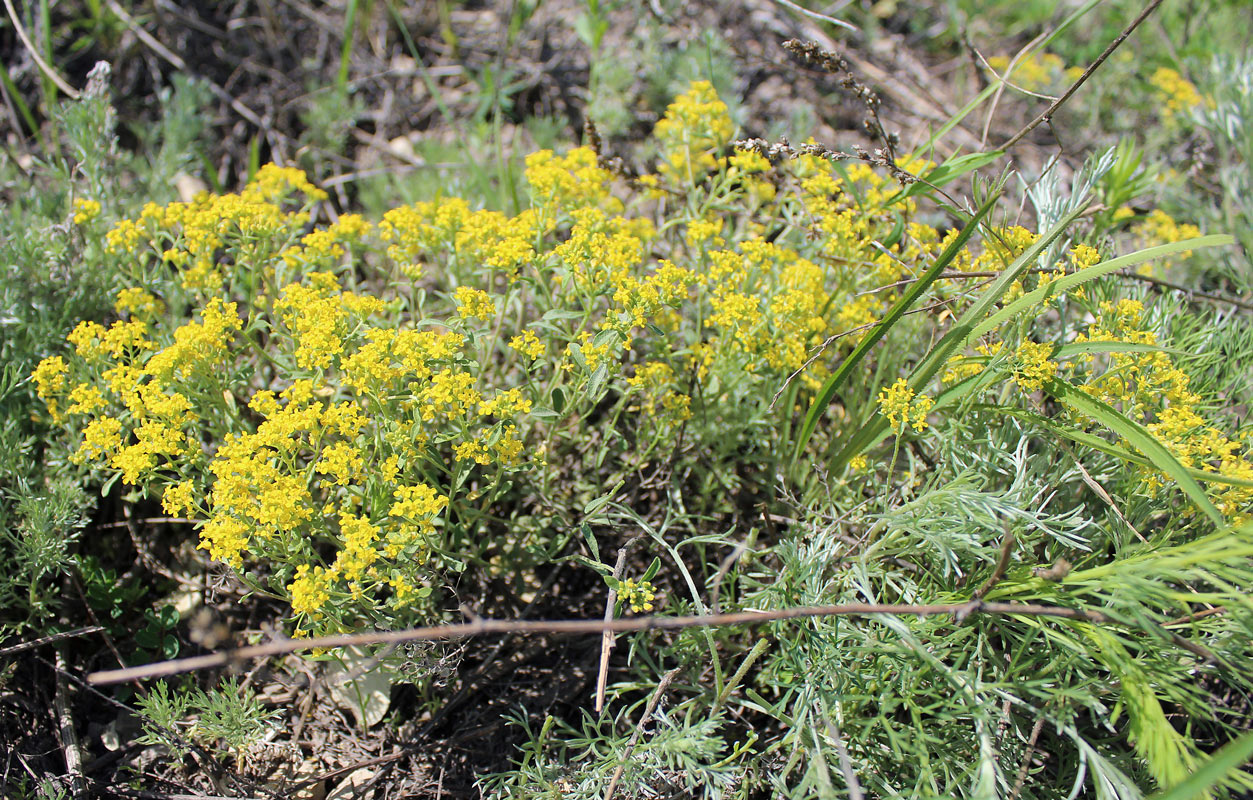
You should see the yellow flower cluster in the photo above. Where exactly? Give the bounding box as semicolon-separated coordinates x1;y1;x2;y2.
71;197;101;225
114;287;165;318
652;80;735;184
1149;67;1205;117
878;379;933;433
509;330;545;361
454;286;496;321
283;213;373;265
1131;210;1201;276
627;362;692;424
1010;341;1057;394
618;578;657;614
105;164;326;295
986;52;1083;93
524;146;615;211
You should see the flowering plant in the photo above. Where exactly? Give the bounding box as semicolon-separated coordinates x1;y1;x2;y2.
33;81;1251;641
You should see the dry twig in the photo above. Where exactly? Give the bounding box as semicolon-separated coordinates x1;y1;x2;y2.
90;599;1116;685
596;545;632;713
604;667;682;800
1000;0;1166;150
1;0;81;99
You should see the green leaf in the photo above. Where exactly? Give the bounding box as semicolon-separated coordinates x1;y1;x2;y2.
1054;340;1192;360
831;201;1091;469
984;405;1253;489
1048;380;1224;526
968;235;1235;343
1148;731;1253;800
564;553;612;576
890;150;1006;204
641;556;661;582
880;213;905;248
581;522;599;561
551;386;566;414
794;191;1000;460
587;363;609;397
584;479;623;517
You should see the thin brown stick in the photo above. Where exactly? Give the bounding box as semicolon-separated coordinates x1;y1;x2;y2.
95;516;192;530
1009;715;1047;800
1059;440;1148;543
1000;0;1166;150
981;31;1052;149
89;600;1112;685
770;0;857;31
1164;606;1227;627
1;0;81;99
0;626;103;657
1129;270;1253;313
973;527;1016;600
54;650;87;800
596;546;631;713
604;667;682;800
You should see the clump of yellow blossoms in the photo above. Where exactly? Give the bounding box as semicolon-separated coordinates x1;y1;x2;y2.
1010;341;1057;394
72;197;102;225
618;578;657;614
1149;67;1205;117
986;52;1083;93
35;78;1248;638
878;379;933;434
652;80;735;183
1131;210;1202;276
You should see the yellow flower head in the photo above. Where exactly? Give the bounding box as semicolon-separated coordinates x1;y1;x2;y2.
877;379;933;433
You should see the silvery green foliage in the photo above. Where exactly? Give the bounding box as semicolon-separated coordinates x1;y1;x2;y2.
1193;56;1253;143
1024;146;1119;268
1193;55;1253;289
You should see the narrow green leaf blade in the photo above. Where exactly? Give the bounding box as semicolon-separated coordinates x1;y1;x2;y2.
1148;730;1253;800
891;150;1006;204
969;235;1235;343
1048;380;1224;525
793;192;1000;460
830;202;1089;469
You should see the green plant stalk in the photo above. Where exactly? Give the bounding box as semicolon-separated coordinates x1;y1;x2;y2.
792;191;1001;462
829;201;1093;471
337;0;359;92
1047;379;1223;525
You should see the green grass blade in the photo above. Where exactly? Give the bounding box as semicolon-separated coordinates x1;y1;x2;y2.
1148;730;1253;800
978;405;1253;490
830;202;1089;469
916;83;1000;155
969;235;1236;343
1054;340;1193;360
338;0;360;92
0;61;38;139
1048;379;1224;525
890;150;1005;205
792;191;1000;461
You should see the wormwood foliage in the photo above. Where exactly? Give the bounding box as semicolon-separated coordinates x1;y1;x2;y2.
29;81;1253;796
